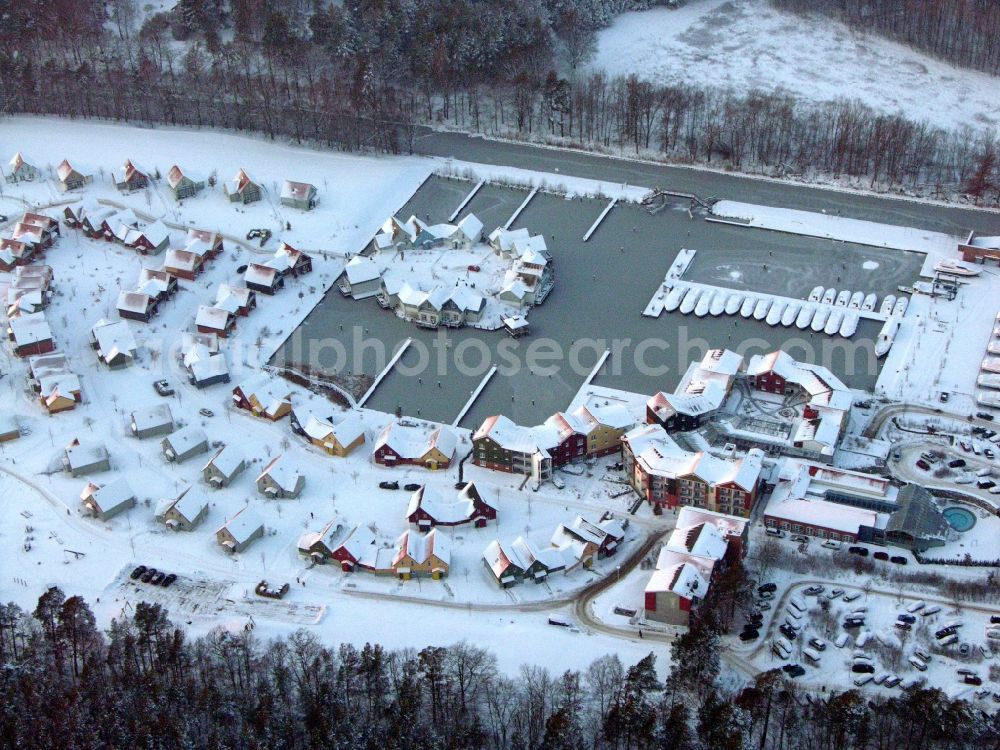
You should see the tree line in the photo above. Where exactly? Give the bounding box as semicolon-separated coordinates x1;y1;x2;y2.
772;0;1000;76
0;0;996;203
1;586;999;749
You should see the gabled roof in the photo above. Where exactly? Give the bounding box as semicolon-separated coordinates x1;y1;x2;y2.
166;486;208;523
456;213;483;240
117;290;154;314
217;506;264;543
229;168;258;194
131;404;173;431
164;425;207;454
394;528;451;567
64;439;108;471
256;454;303;492
204;445;244;478
281;180;316;200
342;256;381;284
85;477;135;513
373;421;456;461
9;311;52;346
196;305;232;330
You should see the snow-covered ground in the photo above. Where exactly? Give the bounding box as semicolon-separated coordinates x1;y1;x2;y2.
591;0;1000;133
0;118;672;675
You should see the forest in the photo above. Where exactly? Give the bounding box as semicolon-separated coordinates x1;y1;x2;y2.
0;0;997;203
1;587;999;749
772;0;1000;76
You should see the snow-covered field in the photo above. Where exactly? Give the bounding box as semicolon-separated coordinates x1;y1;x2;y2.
592;0;1000;133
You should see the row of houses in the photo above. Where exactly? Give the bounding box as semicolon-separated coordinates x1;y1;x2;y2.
0;211;60;271
243;242;313;296
8;153;318;212
471;398;635;482
64;202;170;255
483;514;626;588
644;507;748;627
117;268;179;323
296;523;452;579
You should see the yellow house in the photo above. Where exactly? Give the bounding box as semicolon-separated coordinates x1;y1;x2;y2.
419;427;457;470
392;529;451;580
302;413;366;457
572;401;635;457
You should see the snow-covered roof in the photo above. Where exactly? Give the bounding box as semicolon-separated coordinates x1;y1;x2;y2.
87;477;135;513
168;487;208;523
343;256;381;284
244;263;277;286
131;404;173;431
456;213;483;240
406;485;487;524
9;311;52;346
257;455;303;492
166;248;202;271
189;352;229;383
57;159;86;181
164;425;207;455
229;168;258;195
204;445;244;478
645;557;710;600
91;319;137;362
281;180;316;201
218;506;264;544
395;528;451;567
117;291;153;314
374;421;456;461
185;228;221;255
64;439;108;471
664;522;729;561
196;305;232;330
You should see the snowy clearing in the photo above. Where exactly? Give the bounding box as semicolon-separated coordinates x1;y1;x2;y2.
592;0;1000;134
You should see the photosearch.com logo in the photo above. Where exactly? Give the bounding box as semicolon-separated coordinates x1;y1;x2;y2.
269;326;880;380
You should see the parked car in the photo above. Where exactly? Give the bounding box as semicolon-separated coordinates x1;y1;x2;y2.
140;568;158;583
130;565;148;580
739;629;759;642
985;449;996;459
826;588;845;599
808;638;827;651
822;540;842;550
909;656;927;671
779;624;798;641
765;527;786;538
378;481;399;490
889;556;908;565
403;483;421;492
940;392;950;402
153;379;175;396
198;408;215;418
990;615;1000;625
883;676;902;688
977;412;995;421
965;675;983;686
957;668;978;677
149;571;165;585
852;663;875;674
757;582;778;594
790;534;810;544
959;441;972;452
848;546;869;557
915;459;930;470
758;590;775;600
783;664;806;678
873;551;889;561
922;605;941;616
978;480;996;489
844;618;865;629
842;592;862;603
467;264;481;272
803;585;825;596
756;601;772;610
894;621;912;631
897;614;916;624
949;458;967;468
162;573;177;587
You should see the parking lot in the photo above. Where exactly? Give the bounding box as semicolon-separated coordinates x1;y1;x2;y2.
112;566;325;626
739;580;1000;701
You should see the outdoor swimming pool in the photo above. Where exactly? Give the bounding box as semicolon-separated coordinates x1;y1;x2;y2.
943;506;977;532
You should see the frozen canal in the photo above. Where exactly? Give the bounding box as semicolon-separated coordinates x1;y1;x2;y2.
273;176;909;426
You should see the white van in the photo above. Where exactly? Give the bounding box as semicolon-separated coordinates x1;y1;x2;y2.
909;656;928;672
